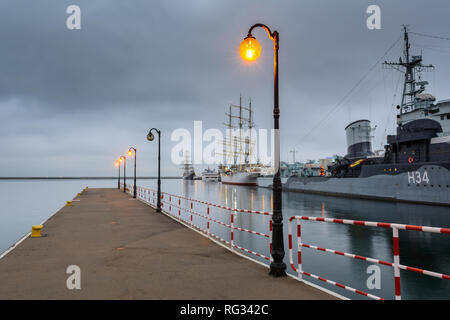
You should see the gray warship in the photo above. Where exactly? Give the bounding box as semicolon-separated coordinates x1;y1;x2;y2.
284;27;450;206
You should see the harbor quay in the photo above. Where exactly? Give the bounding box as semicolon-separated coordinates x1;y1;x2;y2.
0;188;336;300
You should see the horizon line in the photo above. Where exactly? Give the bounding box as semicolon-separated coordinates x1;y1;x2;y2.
0;177;182;180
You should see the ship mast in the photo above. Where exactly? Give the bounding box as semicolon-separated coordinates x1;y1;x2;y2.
239;94;243;170
226;104;233;166
400;25;411;111
222;95;255;169
247;98;253;165
383;26;434;115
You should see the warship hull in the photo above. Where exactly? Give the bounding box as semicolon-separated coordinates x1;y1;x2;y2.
284;162;450;206
182;172;195;180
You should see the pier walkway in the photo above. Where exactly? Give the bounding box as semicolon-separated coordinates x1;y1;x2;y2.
0;188;336;300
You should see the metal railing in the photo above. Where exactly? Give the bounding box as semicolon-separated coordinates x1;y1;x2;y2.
288;215;450;300
122;183;272;263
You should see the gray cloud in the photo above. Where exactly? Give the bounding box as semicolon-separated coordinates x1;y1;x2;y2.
0;0;449;176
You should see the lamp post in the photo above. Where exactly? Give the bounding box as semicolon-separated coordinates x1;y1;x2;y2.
119;155;126;193
114;160;120;189
128;147;137;198
239;24;286;277
147;128;161;212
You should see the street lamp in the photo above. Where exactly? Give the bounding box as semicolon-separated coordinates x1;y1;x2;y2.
147;128;161;212
119;155;126;193
128;147;137;198
239;24;286;277
114;159;121;189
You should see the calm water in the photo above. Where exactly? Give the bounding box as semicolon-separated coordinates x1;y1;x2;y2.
0;179;116;255
1;178;449;300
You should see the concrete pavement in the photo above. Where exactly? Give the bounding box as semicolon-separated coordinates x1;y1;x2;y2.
0;188;337;300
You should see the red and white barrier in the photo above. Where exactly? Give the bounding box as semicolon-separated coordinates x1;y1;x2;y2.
288;215;450;300
161;191;272;216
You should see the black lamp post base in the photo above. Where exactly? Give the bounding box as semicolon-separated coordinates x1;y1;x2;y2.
269;262;287;277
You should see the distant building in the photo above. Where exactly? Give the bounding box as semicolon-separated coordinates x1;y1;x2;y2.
280;161;304;177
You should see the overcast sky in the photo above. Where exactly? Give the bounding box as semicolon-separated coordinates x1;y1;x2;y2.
1;0;449;177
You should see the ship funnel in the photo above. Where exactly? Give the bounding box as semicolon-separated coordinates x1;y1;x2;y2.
344;120;374;158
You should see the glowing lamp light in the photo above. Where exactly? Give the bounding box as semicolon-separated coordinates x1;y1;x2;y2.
114;161;119;167
239;36;261;62
127;150;133;156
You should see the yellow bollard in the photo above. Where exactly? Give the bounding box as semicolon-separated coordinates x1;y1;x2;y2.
31;225;43;238
66;200;72;206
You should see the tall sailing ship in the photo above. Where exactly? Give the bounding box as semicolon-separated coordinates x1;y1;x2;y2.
219;96;261;186
181;152;195;180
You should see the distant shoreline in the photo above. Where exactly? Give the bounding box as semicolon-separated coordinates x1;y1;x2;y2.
0;177;182;180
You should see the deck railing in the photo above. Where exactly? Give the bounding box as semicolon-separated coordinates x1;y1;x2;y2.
122;183;272;264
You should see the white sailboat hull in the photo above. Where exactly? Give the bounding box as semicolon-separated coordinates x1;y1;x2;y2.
220;172;259;186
